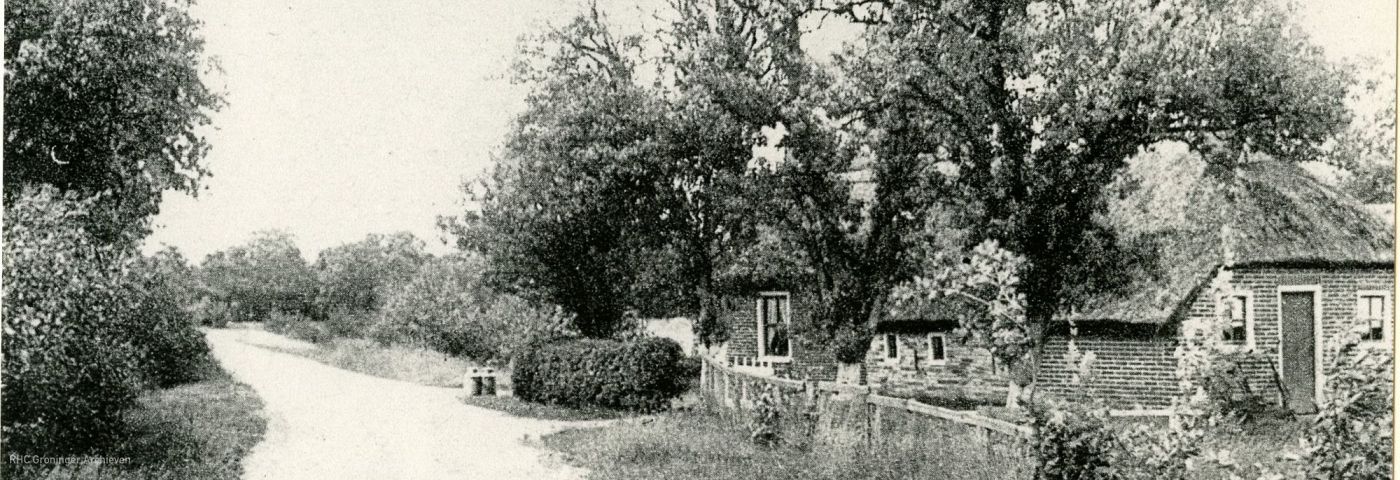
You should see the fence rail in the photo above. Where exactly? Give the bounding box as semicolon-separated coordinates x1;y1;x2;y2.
697;354;1036;480
700;355;1031;436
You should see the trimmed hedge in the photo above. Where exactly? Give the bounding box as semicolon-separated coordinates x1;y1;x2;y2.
513;337;687;412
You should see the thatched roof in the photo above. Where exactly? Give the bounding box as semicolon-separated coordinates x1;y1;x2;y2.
1065;143;1394;324
1365;204;1394;227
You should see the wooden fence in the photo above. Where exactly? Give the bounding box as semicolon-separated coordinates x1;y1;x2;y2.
700;355;1034;479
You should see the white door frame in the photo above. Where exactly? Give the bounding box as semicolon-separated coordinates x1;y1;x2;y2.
1277;285;1323;407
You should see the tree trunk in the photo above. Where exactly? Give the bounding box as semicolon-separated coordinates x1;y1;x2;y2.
1005;320;1048;409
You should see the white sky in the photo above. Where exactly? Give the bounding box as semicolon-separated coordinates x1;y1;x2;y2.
143;0;1396;262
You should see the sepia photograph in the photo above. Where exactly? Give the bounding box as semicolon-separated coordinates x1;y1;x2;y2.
2;0;1396;478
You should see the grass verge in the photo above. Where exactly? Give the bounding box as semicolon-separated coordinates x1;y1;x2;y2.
255;337;475;388
460;395;635;421
20;367;267;480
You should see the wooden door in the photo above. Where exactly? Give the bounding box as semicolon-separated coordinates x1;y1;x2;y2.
1280;291;1316;414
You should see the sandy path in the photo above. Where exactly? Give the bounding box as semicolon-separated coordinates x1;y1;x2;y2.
206;329;590;480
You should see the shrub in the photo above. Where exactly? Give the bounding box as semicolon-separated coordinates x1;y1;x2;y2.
1027;401;1116;480
749;385;782;447
324;307;375;338
2;188;213;458
1304;328;1393;479
190;297;234;327
130;255;214;387
372;256;575;364
513;337;687;412
266;311;331;344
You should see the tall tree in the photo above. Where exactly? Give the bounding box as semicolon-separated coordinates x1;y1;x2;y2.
1332;58;1396;203
656;0;939;363
312;232;430;316
832;0;1351;401
199;230;317;321
650;0;812;345
454;7;667;337
4;0;223;243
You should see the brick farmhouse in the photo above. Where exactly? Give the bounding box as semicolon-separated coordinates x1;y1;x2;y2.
712;150;1394;413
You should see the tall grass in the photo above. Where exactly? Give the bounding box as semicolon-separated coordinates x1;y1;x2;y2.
257;337;477;388
543;408;1030;480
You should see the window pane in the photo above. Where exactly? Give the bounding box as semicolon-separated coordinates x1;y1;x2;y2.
886;334;898;358
759;295;790;356
1230;297;1246;321
929;336;945;360
768;321;789;356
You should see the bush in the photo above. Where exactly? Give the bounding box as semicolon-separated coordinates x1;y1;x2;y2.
1027;401;1117;480
265;311;331;344
3;187;213;459
324;307;375;338
371;256;575;364
130;255;214;387
1305;329;1393;479
513;337;687;412
190;297;234;328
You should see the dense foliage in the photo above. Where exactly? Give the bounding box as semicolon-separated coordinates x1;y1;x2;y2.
130;250;215;388
2;187;211;459
513;337;689;411
1305;329;1393;479
450;9;670;337
312;232;429;317
370;256;576;364
198;230;317;323
4;0;223;242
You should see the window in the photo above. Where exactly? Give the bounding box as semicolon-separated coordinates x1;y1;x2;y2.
927;334;947;365
757;293;790;358
884;333;899;359
1358;292;1389;342
1221;294;1250;345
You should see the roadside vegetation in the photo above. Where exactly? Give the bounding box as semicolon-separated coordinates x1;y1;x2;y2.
254;334;473;388
30;368;268;480
461;396;635;422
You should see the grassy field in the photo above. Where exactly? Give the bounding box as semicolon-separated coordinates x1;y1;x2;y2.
541;399;1311;480
256;337;476;388
24;367;267;480
540;409;1023;480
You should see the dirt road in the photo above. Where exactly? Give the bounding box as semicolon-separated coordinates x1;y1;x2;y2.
206;329;589;480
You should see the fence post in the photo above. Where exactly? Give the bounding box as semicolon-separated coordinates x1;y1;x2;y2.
870;402;883;448
700;356;708;400
858;387;872;449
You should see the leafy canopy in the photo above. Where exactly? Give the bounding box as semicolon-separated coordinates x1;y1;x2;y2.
4;0;223;243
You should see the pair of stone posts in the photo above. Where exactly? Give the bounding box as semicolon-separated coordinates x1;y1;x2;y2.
464;367;497;396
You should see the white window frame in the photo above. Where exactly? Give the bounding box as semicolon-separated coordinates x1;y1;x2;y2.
1356;290;1392;345
1217;290;1256;351
883;333;899;361
755;291;792;362
926;333;948;366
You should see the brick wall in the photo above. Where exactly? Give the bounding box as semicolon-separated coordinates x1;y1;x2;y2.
719;295;759;358
1179;265;1395;405
717;290;839;381
1038;333;1179;409
718;265;1393;408
864;331;1006;402
1038;265;1394;410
